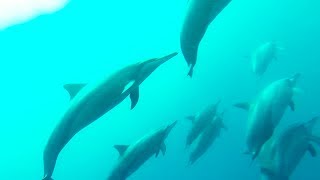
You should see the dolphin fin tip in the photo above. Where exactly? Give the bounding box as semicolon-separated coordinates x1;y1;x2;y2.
187;68;193;77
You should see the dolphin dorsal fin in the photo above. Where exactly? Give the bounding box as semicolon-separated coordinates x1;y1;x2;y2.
308;144;317;157
114;145;129;156
130;87;140;110
64;83;87;100
234;102;251;111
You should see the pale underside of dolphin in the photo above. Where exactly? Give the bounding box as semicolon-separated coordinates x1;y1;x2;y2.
180;0;231;77
42;52;178;180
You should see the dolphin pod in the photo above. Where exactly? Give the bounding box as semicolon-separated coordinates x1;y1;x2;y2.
107;121;177;180
258;117;320;180
180;0;232;77
42;52;178;180
185;100;220;148
189;112;226;165
234;73;300;160
36;0;320;179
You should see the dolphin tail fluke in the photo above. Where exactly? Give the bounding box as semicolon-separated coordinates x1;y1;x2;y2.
187;66;194;77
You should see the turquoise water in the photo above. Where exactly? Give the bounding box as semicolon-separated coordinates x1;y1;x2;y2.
0;0;320;179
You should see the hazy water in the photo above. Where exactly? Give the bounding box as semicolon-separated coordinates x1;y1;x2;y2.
0;0;320;179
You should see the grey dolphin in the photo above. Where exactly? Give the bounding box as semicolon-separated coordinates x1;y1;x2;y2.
234;73;300;160
185;100;220;148
251;41;281;77
42;52;178;180
107;121;177;180
189;113;226;164
258;117;320;180
180;0;232;77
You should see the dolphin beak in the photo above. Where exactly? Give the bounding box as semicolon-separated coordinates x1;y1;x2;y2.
166;120;178;135
153;52;178;67
159;52;178;62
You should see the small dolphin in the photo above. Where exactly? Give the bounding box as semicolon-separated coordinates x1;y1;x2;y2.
180;0;232;77
189;113;226;165
42;52;178;180
185;100;221;148
234;73;300;160
258;117;320;180
107;121;177;180
251;41;282;77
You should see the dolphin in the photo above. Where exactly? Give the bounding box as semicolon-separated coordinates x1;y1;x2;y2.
107;121;177;180
189;113;226;165
258;117;320;180
251;41;282;77
180;0;232;77
185;100;221;148
234;73;300;160
42;52;178;180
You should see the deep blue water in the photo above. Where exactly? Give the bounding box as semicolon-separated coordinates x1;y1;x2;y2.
0;0;320;179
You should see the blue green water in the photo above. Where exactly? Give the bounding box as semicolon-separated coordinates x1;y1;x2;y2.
0;0;320;179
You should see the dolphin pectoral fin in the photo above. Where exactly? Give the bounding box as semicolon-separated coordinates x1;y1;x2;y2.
114;145;129;157
160;143;167;156
185;115;196;123
64;83;87;100
289;100;295;111
308;144;317;157
129;87;140;109
234;102;250;111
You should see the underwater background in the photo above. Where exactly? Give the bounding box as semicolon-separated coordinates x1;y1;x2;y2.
0;0;320;179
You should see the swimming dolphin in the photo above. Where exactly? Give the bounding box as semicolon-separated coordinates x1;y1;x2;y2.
234;73;300;160
107;121;177;180
42;52;178;180
185;100;220;148
258;117;320;180
180;0;232;77
251;41;282;77
189;113;226;164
